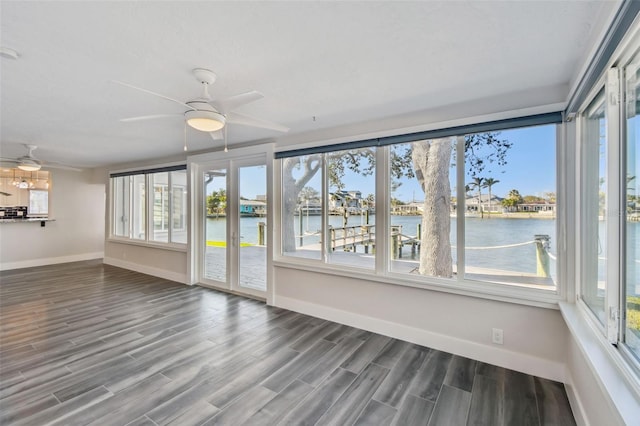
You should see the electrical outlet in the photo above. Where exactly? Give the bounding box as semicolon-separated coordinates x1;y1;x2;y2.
492;328;504;345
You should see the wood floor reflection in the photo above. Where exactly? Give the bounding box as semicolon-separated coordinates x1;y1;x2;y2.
0;261;576;425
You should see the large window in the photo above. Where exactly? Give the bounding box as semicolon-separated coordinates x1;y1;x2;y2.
278;121;559;294
110;167;186;245
579;44;640;369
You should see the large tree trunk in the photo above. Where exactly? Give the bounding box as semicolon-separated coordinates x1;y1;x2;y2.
412;138;453;278
282;156;321;253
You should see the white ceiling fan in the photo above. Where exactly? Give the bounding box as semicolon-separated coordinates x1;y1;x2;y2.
115;68;289;141
0;144;81;171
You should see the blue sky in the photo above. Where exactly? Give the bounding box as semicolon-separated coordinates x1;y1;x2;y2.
239;124;557;201
343;124;557;202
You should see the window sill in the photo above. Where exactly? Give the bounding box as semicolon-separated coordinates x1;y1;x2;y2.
273;257;562;309
559;302;640;425
107;237;187;252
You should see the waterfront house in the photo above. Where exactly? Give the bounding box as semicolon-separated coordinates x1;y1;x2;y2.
1;2;639;425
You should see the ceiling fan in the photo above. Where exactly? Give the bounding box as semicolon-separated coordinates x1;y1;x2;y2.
0;144;81;171
115;68;289;141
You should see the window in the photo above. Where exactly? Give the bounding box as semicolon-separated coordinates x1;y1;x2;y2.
464;127;557;289
581;89;607;326
110;166;186;245
278;119;559;294
624;53;640;362
282;155;323;260
327;147;375;269
579;43;640;372
389;139;456;278
29;189;49;216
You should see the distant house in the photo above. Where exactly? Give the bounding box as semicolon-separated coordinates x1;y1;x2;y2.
518;202;556;213
240;200;267;216
329;190;365;214
391;202;423;215
465;194;503;213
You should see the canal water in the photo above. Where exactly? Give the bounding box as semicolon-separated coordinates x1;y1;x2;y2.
206;215;639;285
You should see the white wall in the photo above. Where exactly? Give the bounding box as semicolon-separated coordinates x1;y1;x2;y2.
274;267;568;382
0;169;105;270
101;154;191;284
103;242;188;284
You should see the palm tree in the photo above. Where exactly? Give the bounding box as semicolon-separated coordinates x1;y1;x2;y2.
484;177;500;218
469;177;486;218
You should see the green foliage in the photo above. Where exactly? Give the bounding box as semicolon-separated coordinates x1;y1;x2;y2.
628;309;640;332
523;195;545;203
464;133;512;178
299;186;320;202
207;189;226;215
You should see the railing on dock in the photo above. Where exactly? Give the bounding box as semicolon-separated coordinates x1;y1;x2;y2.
280;223;557;278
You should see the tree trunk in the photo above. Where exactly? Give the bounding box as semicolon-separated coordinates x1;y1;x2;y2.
282;156;321;253
412;138;453;278
282;162;298;253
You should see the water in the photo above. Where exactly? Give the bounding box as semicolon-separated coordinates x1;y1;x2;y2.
205;215;639;285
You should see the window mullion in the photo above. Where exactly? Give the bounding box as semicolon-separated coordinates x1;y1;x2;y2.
606;67;622;344
376;146;389;275
146;174;152;242
456;136;466;281
322;155;329;263
168;174;173;243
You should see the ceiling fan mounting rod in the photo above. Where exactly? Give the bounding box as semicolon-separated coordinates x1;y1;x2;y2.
193;68;216;100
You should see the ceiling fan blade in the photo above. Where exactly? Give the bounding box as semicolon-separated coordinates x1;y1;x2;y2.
41;163;83;172
226;112;289;133
120;114;182;123
211;91;264;114
0;157;19;162
111;80;196;111
210;130;224;141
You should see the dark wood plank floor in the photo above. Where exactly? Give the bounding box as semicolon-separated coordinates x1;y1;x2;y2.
0;261;576;426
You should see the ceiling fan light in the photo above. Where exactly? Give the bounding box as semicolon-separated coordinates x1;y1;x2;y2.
185;110;225;132
17;161;41;172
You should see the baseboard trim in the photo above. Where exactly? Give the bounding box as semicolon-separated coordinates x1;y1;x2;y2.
103;257;187;284
275;295;566;382
564;372;590;426
0;252;104;271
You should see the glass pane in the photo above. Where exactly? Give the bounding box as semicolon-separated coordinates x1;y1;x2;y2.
112;176;130;237
281;155;323;259
151;172;169;242
204;169;227;281
389;139;456;278
170;170;187;244
464;126;557;289
132;174;145;240
625;58;640;360
327;148;375;269
29;190;48;216
239;165;267;291
582;90;607;325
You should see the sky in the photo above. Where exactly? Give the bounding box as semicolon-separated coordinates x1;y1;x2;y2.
234;123;557;201
340;124;557;202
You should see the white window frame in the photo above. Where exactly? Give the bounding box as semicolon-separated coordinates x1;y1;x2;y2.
274;123;564;308
575;25;640;387
108;164;187;250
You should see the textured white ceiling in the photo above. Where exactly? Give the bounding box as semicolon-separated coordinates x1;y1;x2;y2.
0;1;618;168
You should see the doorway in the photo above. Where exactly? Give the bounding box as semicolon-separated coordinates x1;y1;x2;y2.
196;155;269;299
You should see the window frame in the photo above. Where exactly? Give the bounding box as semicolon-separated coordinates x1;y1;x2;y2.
108;164;187;250
274;122;564;308
576;31;640;380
